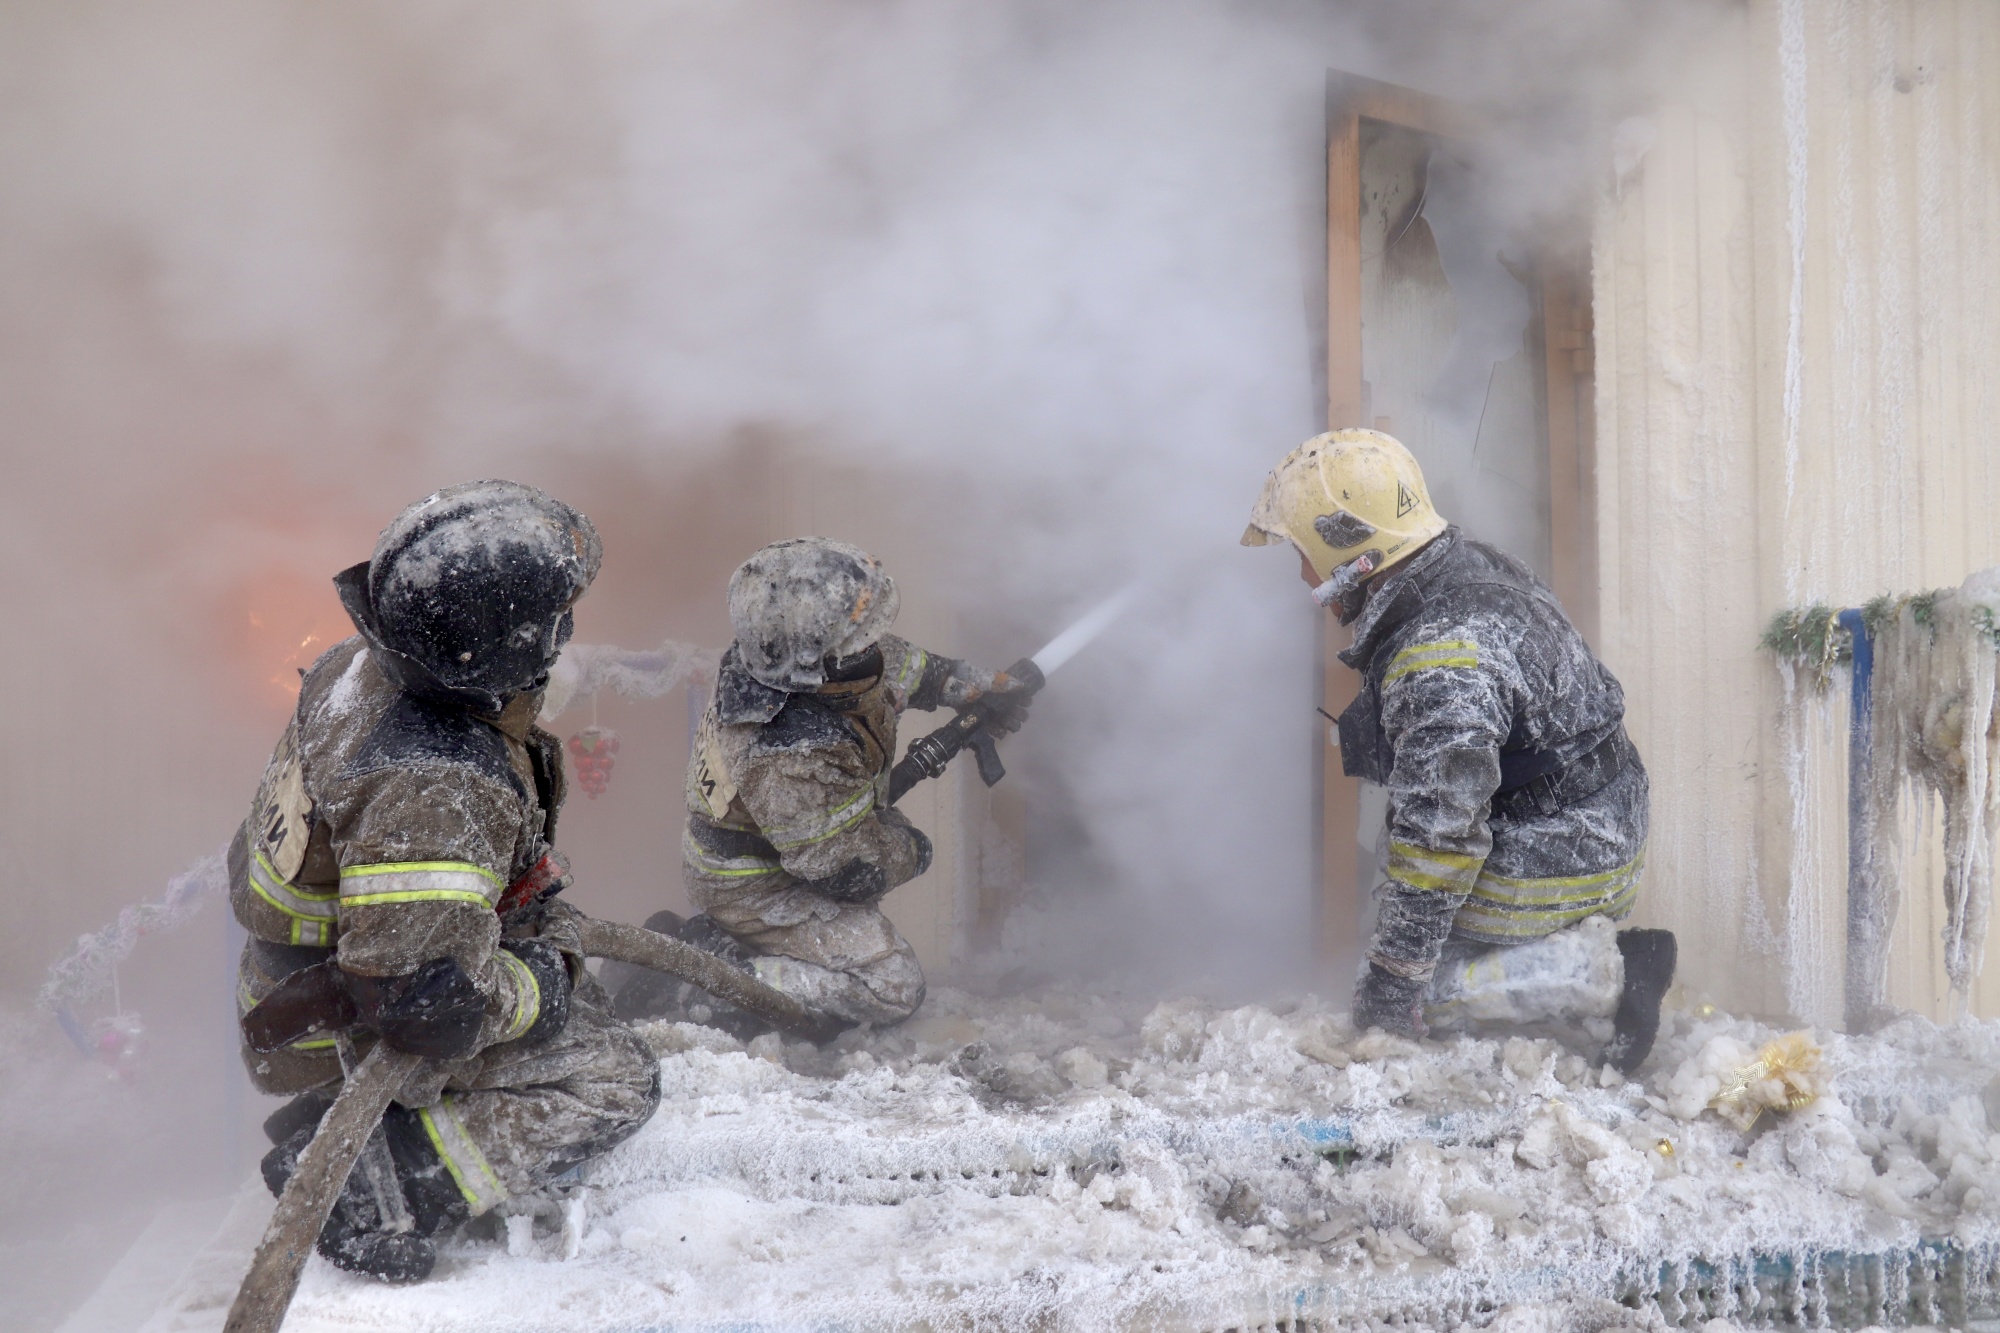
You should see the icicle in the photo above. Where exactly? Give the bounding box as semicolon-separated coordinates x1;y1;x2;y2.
1862;571;2000;1006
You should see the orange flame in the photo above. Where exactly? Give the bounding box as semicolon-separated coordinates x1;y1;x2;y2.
231;569;356;713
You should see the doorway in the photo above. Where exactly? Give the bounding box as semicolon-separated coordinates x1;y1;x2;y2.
1317;71;1596;969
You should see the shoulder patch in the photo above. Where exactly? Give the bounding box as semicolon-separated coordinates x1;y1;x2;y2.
754;695;854;754
251;724;315;881
691;712;738;818
343;692;516;787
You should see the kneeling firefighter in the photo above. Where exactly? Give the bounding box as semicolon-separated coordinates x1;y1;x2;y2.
231;481;660;1282
614;538;1032;1031
1243;430;1676;1072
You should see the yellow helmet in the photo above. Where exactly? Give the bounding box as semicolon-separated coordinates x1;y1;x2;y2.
1242;428;1447;588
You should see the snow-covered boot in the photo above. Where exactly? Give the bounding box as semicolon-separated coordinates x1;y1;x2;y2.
610;912;773;1039
1604;929;1676;1074
261;1087;335;1145
260;1105;470;1283
672;914;775;1040
609;909;689;1020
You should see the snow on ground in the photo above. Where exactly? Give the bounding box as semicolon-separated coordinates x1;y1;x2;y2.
132;985;2000;1332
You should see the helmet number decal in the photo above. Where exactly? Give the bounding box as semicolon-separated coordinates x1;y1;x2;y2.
1396;479;1419;518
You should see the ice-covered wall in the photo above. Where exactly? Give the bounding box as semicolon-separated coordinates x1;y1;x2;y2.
1595;0;2000;1024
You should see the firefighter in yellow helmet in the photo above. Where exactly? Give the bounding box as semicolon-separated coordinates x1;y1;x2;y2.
1245;430;1675;1072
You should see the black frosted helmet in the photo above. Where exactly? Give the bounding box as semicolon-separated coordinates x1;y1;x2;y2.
728;538;899;692
335;480;602;711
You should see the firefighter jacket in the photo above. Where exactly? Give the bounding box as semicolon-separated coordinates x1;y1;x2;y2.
230;636;566;1064
683;635;974;911
1336;527;1648;976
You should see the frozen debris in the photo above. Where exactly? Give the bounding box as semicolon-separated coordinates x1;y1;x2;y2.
1772;569;2000;1014
1705;1031;1823;1131
631;1018;746;1057
139;985;2000;1331
1664;1029;1826;1132
1055;1045;1109;1088
1294;1015;1352;1068
1869;574;2000;1002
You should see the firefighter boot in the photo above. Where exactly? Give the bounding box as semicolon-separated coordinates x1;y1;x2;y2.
610;912;773;1040
609;910;689;1021
672;914;775;1040
260;1087;335;1145
1604;929;1677;1074
261;1106;469;1283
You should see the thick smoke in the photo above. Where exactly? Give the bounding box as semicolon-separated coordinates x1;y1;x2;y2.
0;0;1725;1324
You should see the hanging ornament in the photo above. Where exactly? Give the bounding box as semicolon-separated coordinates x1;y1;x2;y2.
91;1012;145;1083
568;726;620;799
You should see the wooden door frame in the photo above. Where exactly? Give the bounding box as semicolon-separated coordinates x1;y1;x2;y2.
1319;72;1596;966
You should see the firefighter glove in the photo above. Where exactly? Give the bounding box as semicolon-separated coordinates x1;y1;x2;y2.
347;957;487;1060
1353;963;1429;1039
499;937;572;1046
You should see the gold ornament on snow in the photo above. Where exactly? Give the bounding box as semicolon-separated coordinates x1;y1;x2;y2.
1708;1031;1824;1132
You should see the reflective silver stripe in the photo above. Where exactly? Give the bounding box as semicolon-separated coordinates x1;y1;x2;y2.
418;1098;509;1215
894;647;929;694
338;862;500;908
1387;840;1485;894
496;950;540;1043
761;785;874;850
248;851;337;921
681;827;781;878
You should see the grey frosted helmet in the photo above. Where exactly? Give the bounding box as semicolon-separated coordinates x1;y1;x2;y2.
334;480;602;711
728;538;899;692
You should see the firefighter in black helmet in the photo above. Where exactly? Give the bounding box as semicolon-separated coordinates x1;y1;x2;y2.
232;480;659;1283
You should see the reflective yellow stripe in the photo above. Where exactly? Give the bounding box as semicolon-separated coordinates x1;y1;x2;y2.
245;851;339;947
338;862;500;908
1384;640;1481;687
1388;840;1485;894
1390;639;1478;665
1474;864;1641;901
418;1098;508;1215
1389;841;1481;869
496;950;540;1043
1452;849;1645;941
894;648;929;694
762;785;874;851
681;828;782;878
248;851;338;919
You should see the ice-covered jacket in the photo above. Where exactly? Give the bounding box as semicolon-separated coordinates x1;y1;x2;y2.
683;635;981;908
230;636;563;1055
1336;527;1648;976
